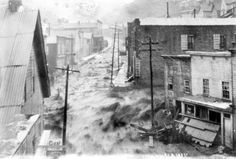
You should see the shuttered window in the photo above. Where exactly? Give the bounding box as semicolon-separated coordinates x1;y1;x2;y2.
213;34;220;50
181;34;188;50
213;34;226;50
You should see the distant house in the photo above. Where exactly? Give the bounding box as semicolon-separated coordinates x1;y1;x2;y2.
49;20;104;64
46;35;74;71
127;18;236;87
0;2;50;157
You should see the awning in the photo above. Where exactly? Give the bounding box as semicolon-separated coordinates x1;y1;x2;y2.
177;95;232;112
178;117;220;147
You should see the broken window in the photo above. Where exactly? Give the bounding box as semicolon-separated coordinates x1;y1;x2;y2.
222;81;230;99
184;80;190;94
209;110;221;124
168;77;173;90
203;79;209;96
185;104;195;116
196;105;208;120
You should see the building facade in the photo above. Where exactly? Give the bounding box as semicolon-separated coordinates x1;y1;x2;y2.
163;51;236;149
127;18;236;87
0;3;50;157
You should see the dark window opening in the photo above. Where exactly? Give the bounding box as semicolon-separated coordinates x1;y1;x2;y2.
188;35;194;50
224;113;230;119
209;110;221;124
168;78;173;90
196;105;208;120
220;35;226;50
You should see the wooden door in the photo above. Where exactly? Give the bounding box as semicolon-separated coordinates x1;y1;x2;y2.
224;116;232;148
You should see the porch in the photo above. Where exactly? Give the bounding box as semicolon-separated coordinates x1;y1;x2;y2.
175;95;233;148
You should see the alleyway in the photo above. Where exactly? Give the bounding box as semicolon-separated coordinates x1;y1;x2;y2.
45;43;202;156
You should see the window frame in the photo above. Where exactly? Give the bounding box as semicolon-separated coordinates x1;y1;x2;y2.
222;81;230;100
168;77;173;91
187;35;194;50
203;79;209;96
184;80;191;94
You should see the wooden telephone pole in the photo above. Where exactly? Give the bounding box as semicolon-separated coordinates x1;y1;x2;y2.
55;66;80;153
110;23;117;86
117;30;120;70
141;37;159;129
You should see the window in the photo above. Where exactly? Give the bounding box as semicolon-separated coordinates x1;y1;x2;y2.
187;35;194;50
220;35;226;49
184;80;190;94
185;104;194;116
181;34;187;50
168;77;173;90
213;34;226;50
135;57;141;77
181;34;194;50
222;81;230;99
209;110;221;124
203;79;209;96
196;105;208;120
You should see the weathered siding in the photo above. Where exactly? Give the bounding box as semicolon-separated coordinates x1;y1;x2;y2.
13;115;42;156
164;57;191;109
191;55;232;100
21;45;44;115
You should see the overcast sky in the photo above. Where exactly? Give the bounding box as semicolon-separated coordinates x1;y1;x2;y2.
20;0;135;23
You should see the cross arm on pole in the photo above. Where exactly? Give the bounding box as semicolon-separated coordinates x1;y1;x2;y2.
55;67;80;73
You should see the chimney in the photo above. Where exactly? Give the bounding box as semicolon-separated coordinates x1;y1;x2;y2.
167;2;170;18
229;45;236;150
8;0;22;12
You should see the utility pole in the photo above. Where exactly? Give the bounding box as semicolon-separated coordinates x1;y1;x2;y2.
55;65;80;154
117;30;120;70
167;2;170;18
70;34;74;70
62;65;69;152
110;23;117;86
141;37;159;129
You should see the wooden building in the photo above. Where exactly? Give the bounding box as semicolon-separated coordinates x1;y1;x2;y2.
162;51;236;149
0;2;50;157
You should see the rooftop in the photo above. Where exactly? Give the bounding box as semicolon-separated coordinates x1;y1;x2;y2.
140;18;236;26
187;51;231;57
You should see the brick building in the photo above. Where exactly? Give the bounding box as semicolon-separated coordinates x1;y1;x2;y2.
127;18;236;87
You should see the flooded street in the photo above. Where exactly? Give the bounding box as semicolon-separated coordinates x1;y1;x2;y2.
45;44;202;156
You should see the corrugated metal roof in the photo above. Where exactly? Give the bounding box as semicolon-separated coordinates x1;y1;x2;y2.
0;7;37;110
